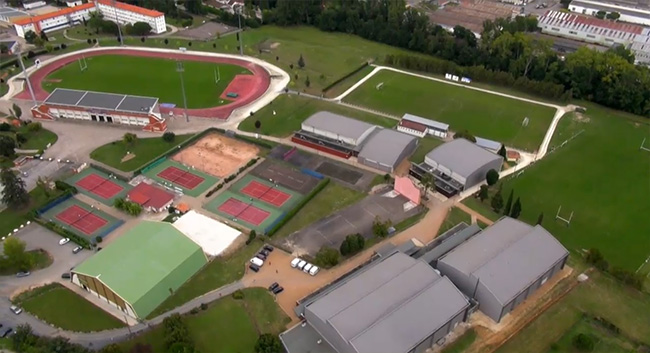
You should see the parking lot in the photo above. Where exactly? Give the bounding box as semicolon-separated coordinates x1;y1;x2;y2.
16;158;74;192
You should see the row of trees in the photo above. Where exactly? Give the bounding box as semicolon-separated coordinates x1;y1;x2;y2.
253;0;650;117
585;249;644;289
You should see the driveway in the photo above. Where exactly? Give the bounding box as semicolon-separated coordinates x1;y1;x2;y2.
16;158;73;191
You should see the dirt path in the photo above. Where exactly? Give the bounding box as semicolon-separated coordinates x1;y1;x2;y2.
456;202;495;225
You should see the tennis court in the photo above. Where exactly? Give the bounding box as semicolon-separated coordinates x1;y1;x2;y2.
217;198;270;226
65;167;131;205
240;180;291;207
56;204;108;235
76;174;124;199
157;166;205;189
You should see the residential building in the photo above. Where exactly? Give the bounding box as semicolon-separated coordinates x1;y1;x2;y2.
22;0;46;10
13;2;96;37
96;0;166;34
65;0;85;7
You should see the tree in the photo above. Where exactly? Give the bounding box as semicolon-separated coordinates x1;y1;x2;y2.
247;230;256;244
314;246;339;268
510;197;522;218
12;103;22;119
162;132;176;142
453;130;476;142
504;189;514;215
536;212;544;225
1;168;29;209
498;144;507;159
131;343;154;353
0;44;8;54
254;120;261;130
24;30;37;44
491;187;503;213
33;36;44;47
40;31;48;42
185;0;205;14
255;333;283;353
478;185;489;202
3;237;32;271
27;122;41;132
420;173;433;197
305;75;310;87
486;169;499;186
298;54;305;69
129;22;152;36
100;344;124;353
0;136;15;157
606;11;620;20
164;38;169;45
11;324;37;353
607;45;634;64
340;233;365;256
559;0;572;7
595;10;606;19
572;333;595;352
45;44;54;53
0;123;9;131
123;132;137;145
372;216;391;238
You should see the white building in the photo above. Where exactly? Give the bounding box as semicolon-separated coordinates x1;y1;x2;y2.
569;0;650;27
399;113;449;138
538;10;650;64
96;0;166;34
13;0;166;38
65;0;84;7
22;0;46;10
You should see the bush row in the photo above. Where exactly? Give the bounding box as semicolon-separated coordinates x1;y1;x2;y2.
54;180;77;194
322;62;370;93
205;158;259;198
33;218;92;249
89;163;130;182
266;178;330;236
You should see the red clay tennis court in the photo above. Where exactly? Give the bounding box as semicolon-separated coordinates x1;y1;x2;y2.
240;180;291;207
157;166;204;189
56;205;108;235
76;174;124;199
217;198;270;226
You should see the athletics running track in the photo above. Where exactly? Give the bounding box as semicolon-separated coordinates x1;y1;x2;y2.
15;48;271;119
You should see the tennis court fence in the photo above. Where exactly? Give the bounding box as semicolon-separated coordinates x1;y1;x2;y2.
36;192;74;216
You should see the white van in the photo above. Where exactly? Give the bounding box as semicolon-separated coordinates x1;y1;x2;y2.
250;257;264;267
297;260;307;270
290;258;301;268
303;263;312;273
309;266;320;276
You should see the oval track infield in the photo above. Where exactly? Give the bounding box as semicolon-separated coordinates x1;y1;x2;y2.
15;48;271;119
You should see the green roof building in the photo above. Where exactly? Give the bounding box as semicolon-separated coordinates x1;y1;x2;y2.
71;221;207;319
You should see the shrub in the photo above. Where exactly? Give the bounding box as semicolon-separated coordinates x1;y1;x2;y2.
232;290;245;300
162;132;175;142
189;307;199;314
486;169;499;186
200;303;208;310
27;122;42;132
572;333;595;352
0;123;11;131
60;43;67;50
95;236;103;243
314;246;339;268
340;233;365;256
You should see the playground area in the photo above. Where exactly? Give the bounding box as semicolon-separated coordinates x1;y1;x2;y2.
171;133;260;178
141;158;218;197
65;167;130;205
39;197;123;239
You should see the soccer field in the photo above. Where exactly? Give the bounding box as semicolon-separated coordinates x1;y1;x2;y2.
345;70;556;151
43;55;251;109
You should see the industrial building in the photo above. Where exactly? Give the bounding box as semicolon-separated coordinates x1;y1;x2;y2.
409;139;503;197
283;251;471;353
569;0;650;26
31;88;167;132
293;112;418;172
398;113;449;138
475;137;503;154
437;217;569;322
71;221;208;319
537;10;650;64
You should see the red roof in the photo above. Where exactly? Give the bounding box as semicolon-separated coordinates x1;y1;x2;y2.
399;119;427;133
97;0;164;18
127;182;174;210
507;150;521;160
13;2;95;26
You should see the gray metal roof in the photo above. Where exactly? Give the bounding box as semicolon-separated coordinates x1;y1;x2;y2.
439;218;569;305
306;252;469;353
44;88;158;114
302;112;376;144
425;139;502;179
358;128;417;168
418;223;481;265
402;113;449;131
280;322;336;353
475;137;502;152
0;7;29;18
570;0;650;19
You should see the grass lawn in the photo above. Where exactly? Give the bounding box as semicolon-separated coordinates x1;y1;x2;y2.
238;94;397;137
0;249;52;276
462;196;500;222
437;206;472;235
44;55;251;109
496;271;650;353
123;288;290;353
17;127;58;151
462;104;650;272
442;329;476;353
344;70;556;151
410;136;445;163
0;187;62;237
394;208;429;232
272;183;365;238
15;283;125;332
148;240;263;318
549;316;638;353
89;134;193;172
323;65;375;98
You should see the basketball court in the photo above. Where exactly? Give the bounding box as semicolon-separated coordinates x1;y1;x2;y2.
217;198;271;226
56;204;108;235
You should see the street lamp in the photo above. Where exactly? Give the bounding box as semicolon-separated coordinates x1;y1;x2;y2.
176;61;189;122
112;0;124;45
16;44;37;108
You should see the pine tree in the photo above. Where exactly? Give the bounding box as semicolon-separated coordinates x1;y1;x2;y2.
504;189;514;215
511;197;522;219
491;187;504;213
536;212;544;225
498;144;507;159
298;54;305;69
0;168;29;209
478;185;489;201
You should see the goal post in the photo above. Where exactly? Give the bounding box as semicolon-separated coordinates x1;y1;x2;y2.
555;205;574;227
214;66;221;85
78;56;88;72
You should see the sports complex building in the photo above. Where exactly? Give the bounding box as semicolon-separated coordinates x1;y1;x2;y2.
397;113;449;138
409;139;503;197
71;221;207;319
292;112;418;173
31;88;167;132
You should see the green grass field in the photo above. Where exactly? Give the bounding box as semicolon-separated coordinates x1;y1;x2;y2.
238;94;397;137
90;134;193;172
437;207;472;235
549;316;638;353
44;55;251;109
323;65;375;98
462;104;650;271
442;329;476;353
411;136;445;163
16;283;125;332
125;288;289;353
345;70;556;151
0;187;62;236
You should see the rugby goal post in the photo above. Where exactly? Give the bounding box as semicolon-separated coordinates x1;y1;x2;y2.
640;138;650;152
555;206;574;227
214;66;221;85
78;56;88;72
376;82;384;90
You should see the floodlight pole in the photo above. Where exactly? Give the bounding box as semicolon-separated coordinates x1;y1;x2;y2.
237;7;243;56
176;61;189;122
16;46;37;108
112;0;124;46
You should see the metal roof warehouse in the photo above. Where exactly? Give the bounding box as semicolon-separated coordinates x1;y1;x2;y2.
44;88;159;114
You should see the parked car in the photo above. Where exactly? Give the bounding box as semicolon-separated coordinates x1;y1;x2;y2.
72;246;83;254
309;266;320;276
15;271;30;278
61;272;71;279
10;306;22;315
250;257;264;267
263;245;274;252
272;286;284;295
59;238;70;246
303;263;313;273
268;282;279;292
297;260;307;270
290;258;301;268
249;264;260;273
256;253;267;261
259;249;270;256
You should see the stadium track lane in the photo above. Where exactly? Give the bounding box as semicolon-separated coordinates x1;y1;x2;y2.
15;48;271;119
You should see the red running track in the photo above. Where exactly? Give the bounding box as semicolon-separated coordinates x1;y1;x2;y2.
15;48;271;119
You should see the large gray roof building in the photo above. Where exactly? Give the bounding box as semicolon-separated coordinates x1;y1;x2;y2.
298;252;470;353
357;128;418;173
437;217;569;322
301;112;376;147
